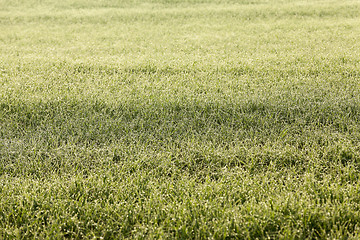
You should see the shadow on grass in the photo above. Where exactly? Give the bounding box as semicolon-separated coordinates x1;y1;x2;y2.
1;98;360;179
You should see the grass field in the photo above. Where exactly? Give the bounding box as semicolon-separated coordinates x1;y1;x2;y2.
1;0;360;238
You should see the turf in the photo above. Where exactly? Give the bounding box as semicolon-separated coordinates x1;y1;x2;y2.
1;0;360;239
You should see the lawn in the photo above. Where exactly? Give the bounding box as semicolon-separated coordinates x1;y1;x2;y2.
1;0;360;238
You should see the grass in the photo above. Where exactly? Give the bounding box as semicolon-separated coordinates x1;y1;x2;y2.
1;0;360;238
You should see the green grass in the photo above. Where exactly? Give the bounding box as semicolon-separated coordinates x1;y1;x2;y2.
1;0;360;238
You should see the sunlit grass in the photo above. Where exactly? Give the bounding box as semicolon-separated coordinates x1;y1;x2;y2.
1;0;360;238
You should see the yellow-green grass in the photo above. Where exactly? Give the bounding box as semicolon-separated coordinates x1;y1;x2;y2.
1;0;360;238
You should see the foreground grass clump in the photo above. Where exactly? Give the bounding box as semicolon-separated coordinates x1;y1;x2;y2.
1;0;360;238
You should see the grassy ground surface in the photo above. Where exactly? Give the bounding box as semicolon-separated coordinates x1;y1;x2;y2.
1;0;360;239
